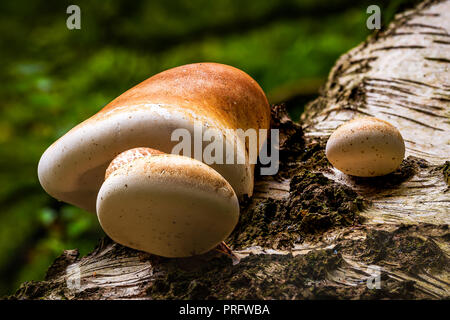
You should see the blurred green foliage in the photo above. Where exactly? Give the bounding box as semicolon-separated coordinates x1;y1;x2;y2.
0;0;416;295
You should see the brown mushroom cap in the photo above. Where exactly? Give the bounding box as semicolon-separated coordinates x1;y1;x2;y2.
97;151;239;257
38;63;271;213
325;117;405;177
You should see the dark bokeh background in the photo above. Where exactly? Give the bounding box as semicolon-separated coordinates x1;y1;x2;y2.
0;0;416;295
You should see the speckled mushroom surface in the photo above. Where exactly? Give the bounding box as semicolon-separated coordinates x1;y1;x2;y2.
37;63;271;213
325;117;405;177
105;147;164;180
97;149;239;257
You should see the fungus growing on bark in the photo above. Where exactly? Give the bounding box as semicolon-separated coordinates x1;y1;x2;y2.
38;63;271;257
325;117;405;177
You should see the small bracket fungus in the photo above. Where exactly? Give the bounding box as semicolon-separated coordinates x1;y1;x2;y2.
325;117;405;177
38;63;271;257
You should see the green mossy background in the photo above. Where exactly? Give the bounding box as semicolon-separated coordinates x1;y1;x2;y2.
0;0;417;295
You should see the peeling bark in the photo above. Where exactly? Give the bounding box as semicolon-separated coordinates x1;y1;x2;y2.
9;0;449;300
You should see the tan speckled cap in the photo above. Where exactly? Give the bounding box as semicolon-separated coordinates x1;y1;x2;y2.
326;117;405;177
38;63;271;213
97;148;239;257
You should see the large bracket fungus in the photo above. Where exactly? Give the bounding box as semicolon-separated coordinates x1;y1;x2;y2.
38;63;271;257
326;117;405;177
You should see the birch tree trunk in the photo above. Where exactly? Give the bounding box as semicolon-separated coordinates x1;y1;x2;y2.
10;0;449;300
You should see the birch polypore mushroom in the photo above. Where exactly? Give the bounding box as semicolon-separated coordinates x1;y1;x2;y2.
98;147;239;257
325;117;405;177
38;62;271;257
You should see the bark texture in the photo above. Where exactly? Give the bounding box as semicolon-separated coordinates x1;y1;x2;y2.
10;0;449;300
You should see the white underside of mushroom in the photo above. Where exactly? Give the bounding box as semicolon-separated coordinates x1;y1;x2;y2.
38;103;254;213
96;155;239;258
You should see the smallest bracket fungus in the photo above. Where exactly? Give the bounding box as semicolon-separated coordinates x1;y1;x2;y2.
325;117;405;177
97;147;240;258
